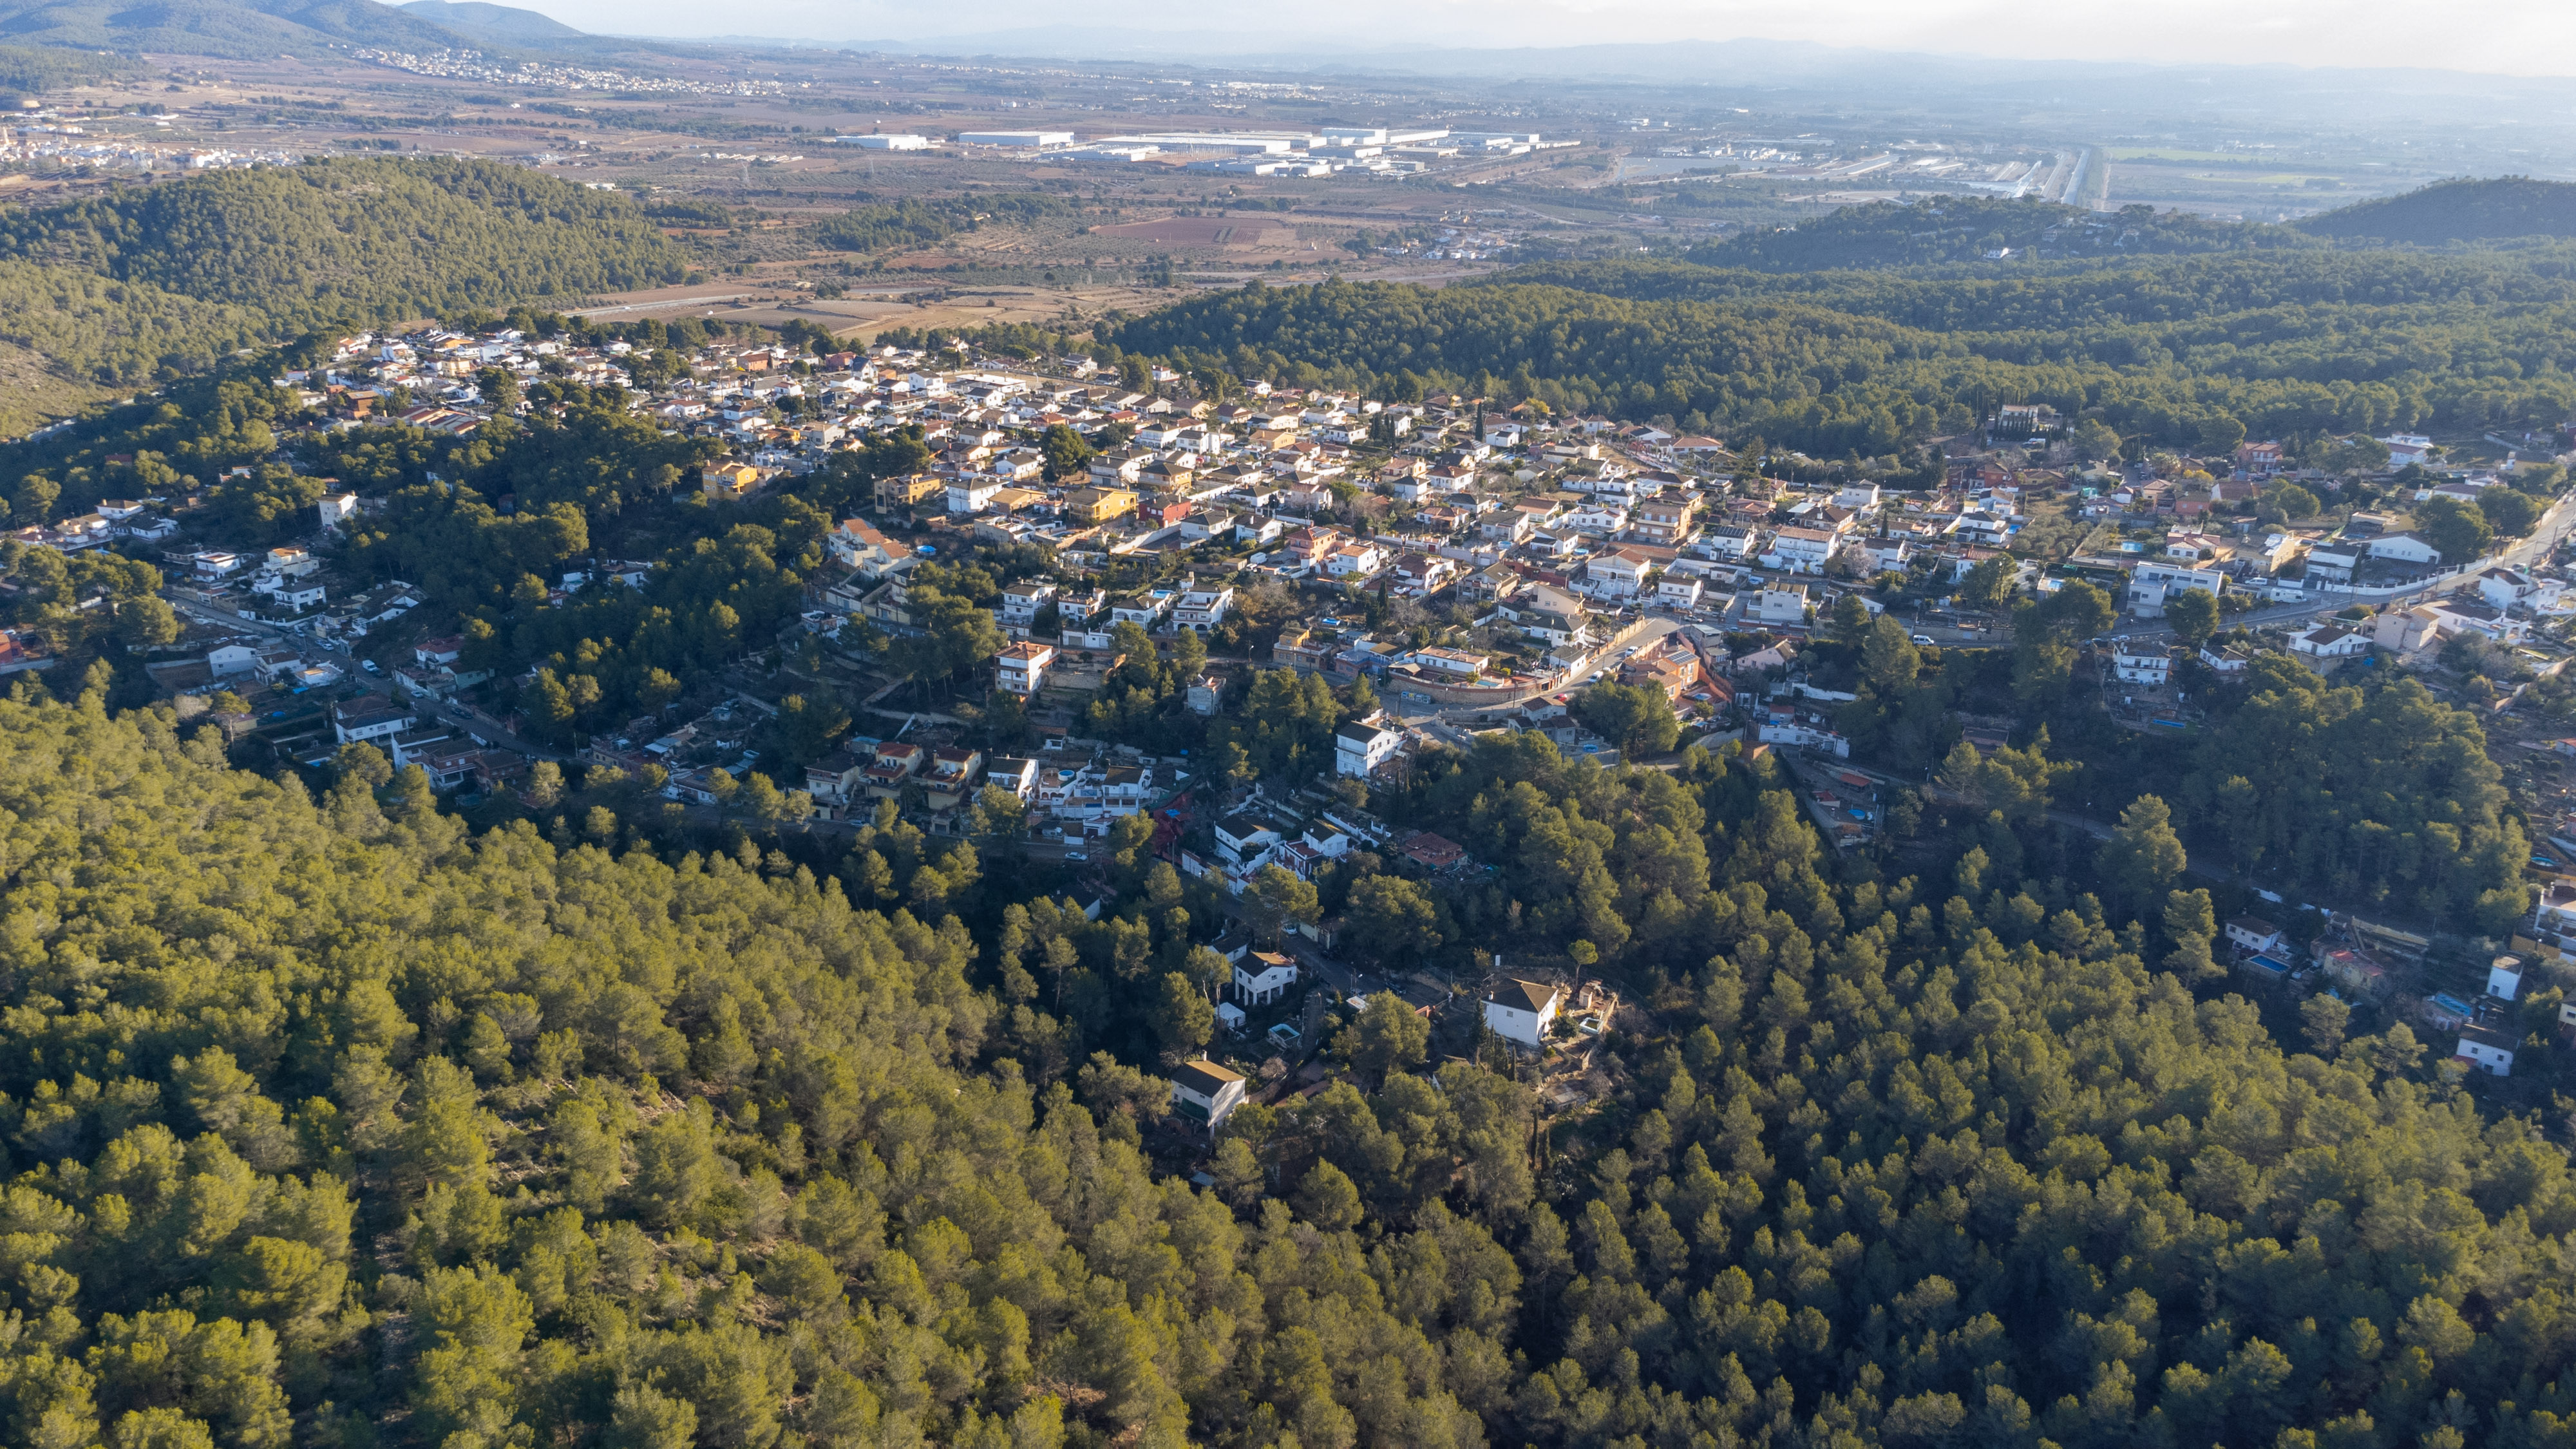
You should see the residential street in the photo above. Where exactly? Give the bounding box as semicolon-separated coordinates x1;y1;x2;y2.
172;594;572;762
2107;488;2576;640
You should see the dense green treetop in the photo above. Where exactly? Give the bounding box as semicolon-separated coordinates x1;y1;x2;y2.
0;677;2558;1448
2181;657;2530;929
0;258;270;386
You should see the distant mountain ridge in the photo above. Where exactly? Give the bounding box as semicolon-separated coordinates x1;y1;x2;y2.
0;0;473;58
2297;177;2576;244
397;0;583;43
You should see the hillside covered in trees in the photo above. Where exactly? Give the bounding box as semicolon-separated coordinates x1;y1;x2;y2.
0;258;271;396
1627;181;2576;273
0;646;2571;1449
1101;240;2576;454
0;44;133;95
0;158;685;391
1680;196;2311;271
811;193;1075;258
2298;177;2576;245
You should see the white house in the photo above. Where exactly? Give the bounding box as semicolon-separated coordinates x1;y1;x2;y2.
1700;526;1759;561
999;580;1056;630
1108;594;1171;630
1405;645;1489;677
1327;542;1388;578
2110;644;2172;686
1215;813;1284;866
319;493;361;530
1746;585;1809;627
1951;510;2013;547
1335;721;1401;778
947;478;1005;514
995;641;1056;696
1656;576;1705;610
1175;587;1235;632
1765;526;1838;573
1586;549;1654;600
1562;502;1629;535
2288;624;2371;658
1482;978;1565;1048
207;643;261;677
252;576;327;611
1235;950;1299;1006
2455;1024;2515;1077
2479;568;2539;611
2538;880;2576;949
984;756;1039;802
331;702;416;746
2224;916;2284;955
2488;954;2526;1002
1862;538;1913;573
1169;1058;1247;1131
2304;542;2362;583
1756;719;1851;757
2126;564;2224;618
2367;532;2441;565
2441;598;2528;643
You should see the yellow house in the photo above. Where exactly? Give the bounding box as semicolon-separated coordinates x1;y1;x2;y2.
875;474;943;512
1065;486;1139;525
703;465;762;500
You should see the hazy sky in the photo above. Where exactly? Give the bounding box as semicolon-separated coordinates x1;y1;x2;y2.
514;0;2576;76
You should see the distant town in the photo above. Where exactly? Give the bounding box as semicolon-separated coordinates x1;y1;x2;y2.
354;47;799;97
